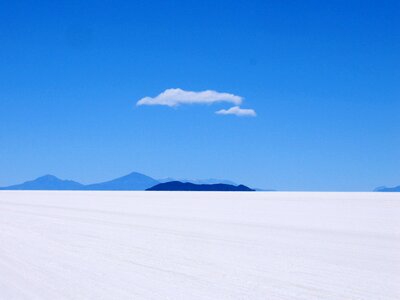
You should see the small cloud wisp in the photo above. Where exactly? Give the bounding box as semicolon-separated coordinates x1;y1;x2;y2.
215;106;256;117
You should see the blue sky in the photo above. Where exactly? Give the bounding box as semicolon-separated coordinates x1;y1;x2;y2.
0;0;399;190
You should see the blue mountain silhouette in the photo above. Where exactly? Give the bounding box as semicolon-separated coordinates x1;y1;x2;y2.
84;172;159;191
147;181;255;191
0;175;84;190
375;185;400;192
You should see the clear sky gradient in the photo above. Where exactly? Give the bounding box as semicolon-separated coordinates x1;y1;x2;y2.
1;0;399;190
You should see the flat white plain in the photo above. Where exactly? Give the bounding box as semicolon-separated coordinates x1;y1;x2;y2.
0;191;399;300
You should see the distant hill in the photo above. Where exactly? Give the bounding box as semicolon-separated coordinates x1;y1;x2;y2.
147;181;255;191
84;172;159;191
0;175;84;190
374;186;400;192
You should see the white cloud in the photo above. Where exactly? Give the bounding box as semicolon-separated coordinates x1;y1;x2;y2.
215;106;257;117
137;88;242;107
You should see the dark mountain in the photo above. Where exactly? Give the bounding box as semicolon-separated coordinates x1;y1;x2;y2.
374;186;400;192
0;175;84;190
84;172;159;191
158;178;238;185
147;181;255;191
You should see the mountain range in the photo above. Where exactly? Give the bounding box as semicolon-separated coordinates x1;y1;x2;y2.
0;172;254;191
